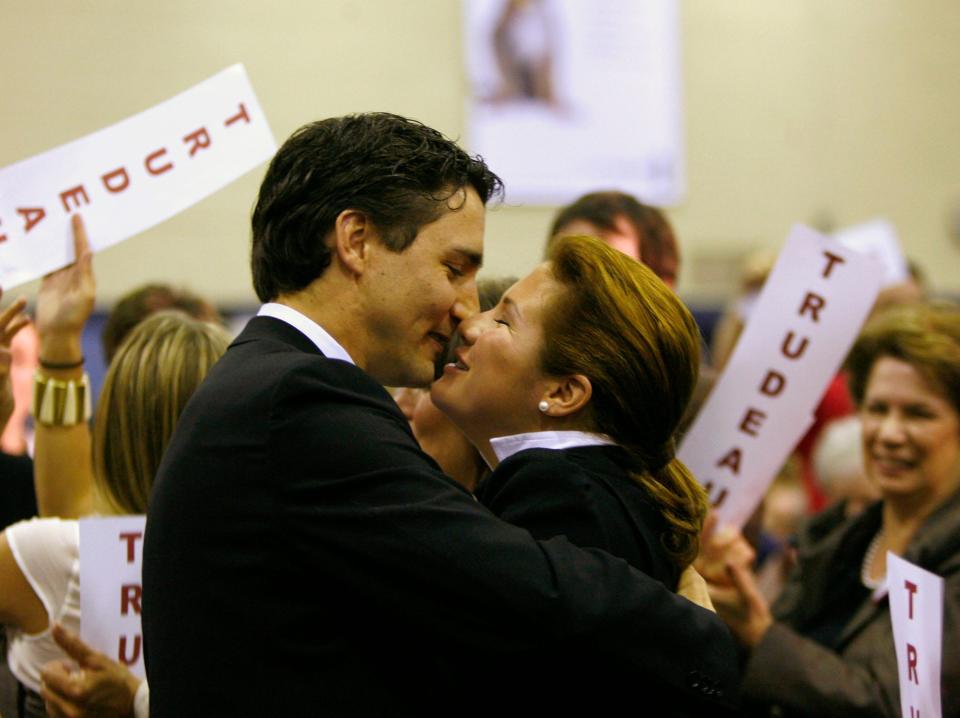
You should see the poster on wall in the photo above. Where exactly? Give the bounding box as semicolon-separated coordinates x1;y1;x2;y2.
463;0;684;206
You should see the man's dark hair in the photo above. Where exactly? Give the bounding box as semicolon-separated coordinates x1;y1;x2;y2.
546;191;678;283
251;113;503;302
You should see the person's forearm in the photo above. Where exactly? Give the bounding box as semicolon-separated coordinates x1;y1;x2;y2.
34;329;94;518
742;622;900;717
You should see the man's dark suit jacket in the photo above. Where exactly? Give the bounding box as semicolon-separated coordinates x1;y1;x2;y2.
142;316;738;716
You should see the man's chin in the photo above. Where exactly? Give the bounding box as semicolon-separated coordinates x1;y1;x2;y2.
391;363;437;391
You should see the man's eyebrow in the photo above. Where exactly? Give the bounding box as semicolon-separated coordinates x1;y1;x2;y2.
450;247;483;269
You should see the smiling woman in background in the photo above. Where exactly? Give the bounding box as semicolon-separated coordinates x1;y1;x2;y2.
431;234;736;716
704;300;960;718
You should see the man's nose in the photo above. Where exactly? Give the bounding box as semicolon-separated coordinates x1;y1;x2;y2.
457;311;490;346
451;278;480;324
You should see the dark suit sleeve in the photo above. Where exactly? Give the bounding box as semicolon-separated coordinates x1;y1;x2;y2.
267;363;738;708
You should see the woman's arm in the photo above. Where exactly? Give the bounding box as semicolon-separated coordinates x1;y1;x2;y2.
33;214;96;518
706;527;904;717
0;291;29;433
0;529;48;633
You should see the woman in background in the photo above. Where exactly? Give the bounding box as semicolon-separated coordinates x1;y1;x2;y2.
705;300;960;717
0;218;230;718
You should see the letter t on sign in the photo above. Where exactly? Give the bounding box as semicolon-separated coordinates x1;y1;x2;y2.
119;531;143;563
905;580;918;619
821;251;846;279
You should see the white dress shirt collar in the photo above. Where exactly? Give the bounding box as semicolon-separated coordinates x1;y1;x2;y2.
257;303;355;365
489;431;616;465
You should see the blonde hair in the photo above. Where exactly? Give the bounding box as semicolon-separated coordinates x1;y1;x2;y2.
544;235;708;568
92;311;230;514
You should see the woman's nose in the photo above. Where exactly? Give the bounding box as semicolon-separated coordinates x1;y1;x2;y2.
457;312;488;345
876;412;907;444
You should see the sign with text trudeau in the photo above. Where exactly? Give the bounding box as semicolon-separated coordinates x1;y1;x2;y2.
889;553;944;718
0;63;277;289
79;516;147;678
678;224;883;529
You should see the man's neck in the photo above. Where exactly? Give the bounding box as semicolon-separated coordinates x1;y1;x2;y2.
275;283;367;370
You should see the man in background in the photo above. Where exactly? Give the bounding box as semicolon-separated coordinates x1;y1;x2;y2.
548;190;680;288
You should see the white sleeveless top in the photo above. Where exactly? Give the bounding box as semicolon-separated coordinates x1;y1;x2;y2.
4;517;81;693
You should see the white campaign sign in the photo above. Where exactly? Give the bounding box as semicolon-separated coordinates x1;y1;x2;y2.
0;64;276;289
79;516;147;679
678;224;883;528
889;553;944;718
833;218;909;288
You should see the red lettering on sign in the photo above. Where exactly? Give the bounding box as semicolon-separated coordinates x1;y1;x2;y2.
703;482;729;508
145;148;174;175
798;292;825;323
0;218;5;244
101;167;130;193
59;185;90;213
224;102;250;127
119;531;143;563
120;584;142;616
183;127;211;156
739;408;766;437
905;580;918;620
759;370;786;398
907;643;919;685
118;634;142;666
17;207;46;233
821;251;846;279
781;331;809;360
716;448;742;475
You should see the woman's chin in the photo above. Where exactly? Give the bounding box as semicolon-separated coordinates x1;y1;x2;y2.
429;381;459;419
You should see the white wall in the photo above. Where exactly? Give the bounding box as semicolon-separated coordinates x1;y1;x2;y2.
2;0;958;306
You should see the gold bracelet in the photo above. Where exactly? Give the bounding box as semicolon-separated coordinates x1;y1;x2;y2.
32;371;92;427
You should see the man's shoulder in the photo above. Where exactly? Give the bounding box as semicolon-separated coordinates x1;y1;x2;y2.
207;315;387;402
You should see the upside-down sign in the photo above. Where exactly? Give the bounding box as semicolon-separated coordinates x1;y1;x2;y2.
678;224;882;529
0;64;276;289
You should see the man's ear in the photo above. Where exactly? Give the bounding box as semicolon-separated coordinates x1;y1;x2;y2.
542;374;592;418
332;209;372;276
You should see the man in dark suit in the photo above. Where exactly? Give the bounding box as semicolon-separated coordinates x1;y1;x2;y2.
142;113;738;716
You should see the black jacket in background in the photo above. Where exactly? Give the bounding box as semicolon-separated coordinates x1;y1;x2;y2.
0;452;36;529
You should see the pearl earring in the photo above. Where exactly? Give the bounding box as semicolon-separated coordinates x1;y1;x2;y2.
538;400;550;413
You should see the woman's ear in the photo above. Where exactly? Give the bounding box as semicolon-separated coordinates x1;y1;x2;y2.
542;374;592;418
332;209;371;276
